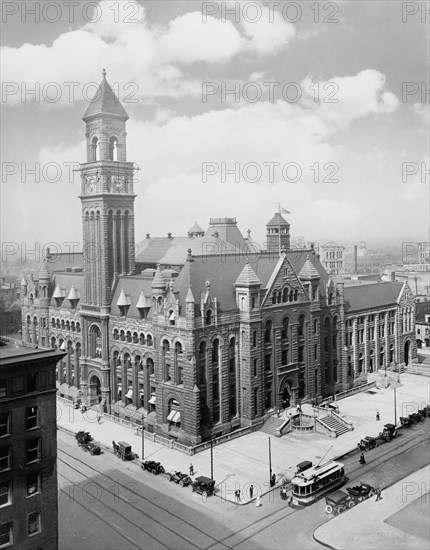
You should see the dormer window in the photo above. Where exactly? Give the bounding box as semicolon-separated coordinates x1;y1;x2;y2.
169;310;176;326
205;309;212;325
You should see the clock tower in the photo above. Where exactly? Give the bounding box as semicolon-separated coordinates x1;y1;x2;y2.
80;69;136;307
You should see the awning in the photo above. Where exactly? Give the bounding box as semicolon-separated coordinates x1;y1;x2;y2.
125;389;133;399
167;410;176;421
139;392;145;398
117;385;122;392
172;411;181;423
148;396;156;405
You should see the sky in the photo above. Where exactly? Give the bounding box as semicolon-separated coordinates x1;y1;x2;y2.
1;0;429;261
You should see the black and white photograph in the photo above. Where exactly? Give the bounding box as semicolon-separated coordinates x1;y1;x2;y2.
1;1;429;549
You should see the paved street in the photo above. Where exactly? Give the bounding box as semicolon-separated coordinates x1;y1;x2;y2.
58;420;430;549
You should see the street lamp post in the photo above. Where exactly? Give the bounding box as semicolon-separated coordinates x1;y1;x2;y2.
210;439;214;480
141;415;145;460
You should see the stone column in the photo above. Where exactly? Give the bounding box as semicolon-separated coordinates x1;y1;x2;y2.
364;316;369;374
352;317;357;376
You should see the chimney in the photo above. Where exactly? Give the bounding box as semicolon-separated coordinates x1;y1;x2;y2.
391;271;396;282
354;245;358;273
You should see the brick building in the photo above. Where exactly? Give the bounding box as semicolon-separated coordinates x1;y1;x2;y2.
19;72;417;446
0;338;64;550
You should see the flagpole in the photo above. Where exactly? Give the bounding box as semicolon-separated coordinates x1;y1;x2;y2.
278;203;281;256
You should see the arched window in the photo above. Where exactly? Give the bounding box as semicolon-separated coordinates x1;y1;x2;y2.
264;320;272;343
282;288;289;302
198;341;206;386
347;355;352;376
145;357;153;375
281;317;289;340
56;318;60;329
328;292;333;305
379;346;385;366
212;339;219;364
358;352;363;373
277;291;282;304
289;290;294;302
146;334;153;347
91;136;99;161
139;333;145;345
113;329;119;341
126;331;132;343
229;338;236;372
251;296;256;309
252;331;257;347
71;321;75;332
132;332;138;344
298;315;306;337
162;339;170;353
272;292;277;305
206;309;212;325
333;316;338;329
313;318;318;334
65;320;70;332
120;330;125;342
109;136;118;161
51;318;55;328
294;289;298;301
76;322;81;333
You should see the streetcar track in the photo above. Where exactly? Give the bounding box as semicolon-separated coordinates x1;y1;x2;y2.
57;475;146;550
57;447;233;550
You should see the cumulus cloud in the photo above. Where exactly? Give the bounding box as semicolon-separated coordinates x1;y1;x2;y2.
301;70;399;128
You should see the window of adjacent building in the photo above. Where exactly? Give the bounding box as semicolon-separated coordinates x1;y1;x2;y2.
253;359;258;377
282;350;288;365
27;373;37;393
0;413;11;438
0;521;13;548
264;354;271;371
252;331;257;347
28;511;41;537
0;380;6;399
26;472;41;497
26;407;39;431
26;439;41;464
298;345;304;363
0;447;11;472
314;344;318;360
0;482;11;507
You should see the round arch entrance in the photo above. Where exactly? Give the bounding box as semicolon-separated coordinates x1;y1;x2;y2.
279;379;293;409
89;374;102;404
404;340;411;367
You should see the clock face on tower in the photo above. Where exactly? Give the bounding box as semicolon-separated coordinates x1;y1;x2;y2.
113;176;125;192
84;174;98;194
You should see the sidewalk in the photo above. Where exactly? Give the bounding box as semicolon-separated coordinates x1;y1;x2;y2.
314;465;430;549
57;373;430;504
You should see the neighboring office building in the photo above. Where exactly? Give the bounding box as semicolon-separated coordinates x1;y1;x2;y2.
0;338;64;550
320;243;345;276
415;301;430;349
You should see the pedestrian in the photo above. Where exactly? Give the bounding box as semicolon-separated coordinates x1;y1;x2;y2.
376;410;380;421
189;463;194;476
249;485;254;499
96;413;101;424
235;489;241;502
255;496;261;507
375;488;383;501
359;453;366;465
271;473;276;487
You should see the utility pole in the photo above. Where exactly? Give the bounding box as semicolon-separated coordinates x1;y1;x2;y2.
210;439;214;480
269;437;272;486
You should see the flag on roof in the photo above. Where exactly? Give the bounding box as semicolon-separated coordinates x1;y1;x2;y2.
279;205;291;214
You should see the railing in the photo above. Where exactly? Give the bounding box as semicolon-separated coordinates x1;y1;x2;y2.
331;410;354;431
334;381;376;401
276;417;291;437
315;417;337;438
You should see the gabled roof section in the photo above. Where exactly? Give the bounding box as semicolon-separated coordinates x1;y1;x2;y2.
344;282;404;313
299;256;320;280
235;261;261;287
82;70;129;122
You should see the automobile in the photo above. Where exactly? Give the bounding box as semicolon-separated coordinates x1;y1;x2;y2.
141;460;165;475
81;441;102;455
379;423;398;441
324;490;352;515
168;471;192;487
346;483;375;503
357;435;379;451
189;476;216;498
113;441;137;461
75;431;93;444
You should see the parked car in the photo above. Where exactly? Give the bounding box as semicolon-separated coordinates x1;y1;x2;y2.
75;431;93;444
81;441;102;455
379;423;398;441
141;460;165;475
169;471;192;487
357;435;379;451
113;441;137;461
189;476;216;498
324;490;351;515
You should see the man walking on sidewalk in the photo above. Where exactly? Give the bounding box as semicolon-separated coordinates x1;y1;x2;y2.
375;488;383;501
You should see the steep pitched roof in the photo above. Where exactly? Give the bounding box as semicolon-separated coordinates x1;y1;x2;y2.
38;261;50;281
344;282;404;313
299;256;320;280
235;262;261;287
110;275;153;319
188;222;205;235
266;212;290;227
82;70;129;121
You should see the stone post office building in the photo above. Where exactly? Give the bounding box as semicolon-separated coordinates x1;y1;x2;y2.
20;73;417;445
